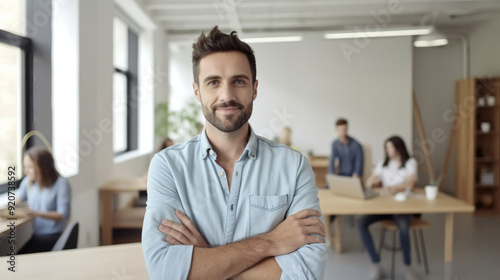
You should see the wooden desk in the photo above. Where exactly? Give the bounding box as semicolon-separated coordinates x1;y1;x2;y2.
100;178;147;245
318;188;474;262
0;216;33;255
0;243;147;279
309;156;329;188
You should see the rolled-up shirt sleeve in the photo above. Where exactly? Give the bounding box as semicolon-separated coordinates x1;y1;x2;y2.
275;155;327;280
142;153;194;280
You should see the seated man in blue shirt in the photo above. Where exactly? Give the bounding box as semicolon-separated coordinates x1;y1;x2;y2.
142;26;327;280
328;118;364;179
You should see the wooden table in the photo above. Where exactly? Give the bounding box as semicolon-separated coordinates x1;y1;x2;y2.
0;242;147;279
309;156;329;188
100;178;147;245
0;216;33;255
318;188;474;262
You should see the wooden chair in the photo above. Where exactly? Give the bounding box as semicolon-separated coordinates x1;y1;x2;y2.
378;218;430;279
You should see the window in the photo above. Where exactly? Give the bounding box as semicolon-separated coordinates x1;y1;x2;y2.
0;0;32;193
113;17;138;155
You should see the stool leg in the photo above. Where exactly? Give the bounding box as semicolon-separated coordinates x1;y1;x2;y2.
419;229;430;275
378;229;386;256
412;230;422;265
391;231;396;280
348;215;355;228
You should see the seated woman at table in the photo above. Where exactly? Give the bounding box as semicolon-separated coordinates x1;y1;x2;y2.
359;136;418;280
17;146;71;254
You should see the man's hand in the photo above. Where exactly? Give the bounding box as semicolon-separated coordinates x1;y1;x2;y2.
159;209;209;248
260;209;325;256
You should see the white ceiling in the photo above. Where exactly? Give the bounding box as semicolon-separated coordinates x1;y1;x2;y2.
141;0;500;37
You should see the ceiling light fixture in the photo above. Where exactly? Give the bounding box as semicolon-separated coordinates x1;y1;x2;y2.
242;36;303;43
414;30;449;47
324;26;433;39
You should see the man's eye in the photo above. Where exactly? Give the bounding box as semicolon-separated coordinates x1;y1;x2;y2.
234;80;245;85
208;81;218;86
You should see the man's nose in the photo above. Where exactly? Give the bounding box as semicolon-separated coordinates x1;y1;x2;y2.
218;82;235;102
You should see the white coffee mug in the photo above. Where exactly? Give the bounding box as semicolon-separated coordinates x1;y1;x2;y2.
487;95;496;106
478;97;486;107
481;122;491;133
425;185;438;200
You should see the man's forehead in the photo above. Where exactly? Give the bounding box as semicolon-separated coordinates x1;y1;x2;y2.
198;51;251;76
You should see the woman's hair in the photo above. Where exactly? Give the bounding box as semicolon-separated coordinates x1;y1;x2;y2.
25;146;59;188
383;136;410;169
192;25;256;85
157;137;173;152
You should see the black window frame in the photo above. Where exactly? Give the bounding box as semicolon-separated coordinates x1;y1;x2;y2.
113;27;139;156
0;29;33;194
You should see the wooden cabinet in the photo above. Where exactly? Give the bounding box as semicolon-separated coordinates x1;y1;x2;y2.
455;77;500;215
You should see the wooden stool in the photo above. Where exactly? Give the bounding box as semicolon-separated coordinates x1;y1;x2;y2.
378;218;430;279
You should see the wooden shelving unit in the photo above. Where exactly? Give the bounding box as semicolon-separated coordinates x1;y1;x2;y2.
456;77;500;215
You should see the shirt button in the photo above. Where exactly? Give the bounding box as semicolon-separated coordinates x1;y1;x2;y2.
209;150;214;156
235;171;239;176
219;171;224;176
250;154;255;158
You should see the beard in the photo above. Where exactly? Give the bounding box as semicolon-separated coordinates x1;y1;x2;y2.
201;99;253;133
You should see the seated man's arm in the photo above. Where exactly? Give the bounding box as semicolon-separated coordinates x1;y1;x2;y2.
353;143;364;178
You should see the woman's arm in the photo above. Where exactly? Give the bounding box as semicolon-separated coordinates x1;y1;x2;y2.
365;174;381;188
387;174;417;193
26;210;63;221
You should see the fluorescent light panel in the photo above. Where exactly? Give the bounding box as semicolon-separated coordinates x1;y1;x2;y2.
414;38;448;47
242;36;303;43
324;26;433;39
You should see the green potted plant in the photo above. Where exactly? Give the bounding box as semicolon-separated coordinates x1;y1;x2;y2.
155;99;203;144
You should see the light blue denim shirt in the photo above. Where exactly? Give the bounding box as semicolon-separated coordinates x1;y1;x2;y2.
142;126;326;280
18;176;71;235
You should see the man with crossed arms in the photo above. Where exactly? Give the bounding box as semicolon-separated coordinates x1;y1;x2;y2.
142;26;326;280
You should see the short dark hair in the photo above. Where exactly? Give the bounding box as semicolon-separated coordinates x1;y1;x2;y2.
192;26;256;85
336;118;348;126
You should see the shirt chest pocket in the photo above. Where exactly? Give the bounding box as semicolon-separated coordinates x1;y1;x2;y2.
248;194;289;236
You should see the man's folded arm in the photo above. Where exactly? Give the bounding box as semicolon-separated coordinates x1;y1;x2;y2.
230;155;327;280
142;154;271;280
142;154;195;280
274;156;327;280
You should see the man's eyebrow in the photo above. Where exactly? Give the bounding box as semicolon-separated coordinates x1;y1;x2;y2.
233;74;250;80
203;75;221;83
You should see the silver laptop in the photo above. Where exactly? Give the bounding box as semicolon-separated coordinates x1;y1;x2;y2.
325;174;378;200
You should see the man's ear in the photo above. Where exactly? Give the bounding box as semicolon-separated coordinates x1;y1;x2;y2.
252;80;258;101
193;82;201;102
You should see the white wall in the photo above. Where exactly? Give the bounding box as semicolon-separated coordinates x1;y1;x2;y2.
469;14;500;76
52;0;167;248
412;38;465;193
169;36;413;164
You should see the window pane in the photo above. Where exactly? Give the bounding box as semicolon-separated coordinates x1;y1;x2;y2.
113;72;128;153
0;0;25;36
113;17;128;71
0;42;22;182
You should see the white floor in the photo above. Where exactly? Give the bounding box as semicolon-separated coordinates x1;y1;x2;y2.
323;213;500;280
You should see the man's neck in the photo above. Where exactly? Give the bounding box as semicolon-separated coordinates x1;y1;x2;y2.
205;122;250;162
339;136;349;145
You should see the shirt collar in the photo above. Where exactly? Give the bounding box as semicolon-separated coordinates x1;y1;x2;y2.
199;125;258;161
